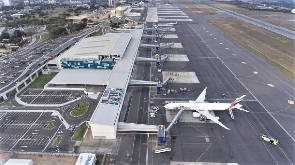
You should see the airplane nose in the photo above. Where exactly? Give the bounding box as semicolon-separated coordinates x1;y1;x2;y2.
164;104;168;109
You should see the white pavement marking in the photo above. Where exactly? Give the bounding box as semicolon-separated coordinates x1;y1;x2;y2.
162;71;200;83
167;54;189;61
29;89;44;104
9;112;44;151
190;23;295;143
42;124;62;152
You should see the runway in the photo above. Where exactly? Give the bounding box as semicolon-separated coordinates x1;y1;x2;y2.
150;1;294;164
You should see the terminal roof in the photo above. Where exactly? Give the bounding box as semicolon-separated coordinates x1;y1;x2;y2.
90;29;143;125
48;69;111;85
60;33;132;59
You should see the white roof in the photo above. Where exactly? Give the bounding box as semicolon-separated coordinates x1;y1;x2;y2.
60;33;132;60
48;69;111;85
90;103;120;125
4;159;33;165
90;29;143;125
75;153;96;165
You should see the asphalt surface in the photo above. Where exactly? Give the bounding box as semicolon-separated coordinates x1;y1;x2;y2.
0;93;97;153
202;1;295;40
19;90;84;104
0;23;103;96
145;1;294;164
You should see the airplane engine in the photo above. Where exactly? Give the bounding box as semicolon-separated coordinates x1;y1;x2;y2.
199;114;207;121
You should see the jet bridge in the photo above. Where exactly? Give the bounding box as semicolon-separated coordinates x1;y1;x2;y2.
139;42;174;49
142;34;164;42
165;107;185;132
144;27;172;32
135;55;168;63
117;122;158;134
129;76;171;87
142;34;164;39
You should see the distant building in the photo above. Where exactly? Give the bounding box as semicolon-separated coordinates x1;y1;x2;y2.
291;9;295;14
11;13;25;18
75;153;96;165
0;27;6;36
48;0;57;4
110;6;129;18
2;0;12;6
4;159;34;165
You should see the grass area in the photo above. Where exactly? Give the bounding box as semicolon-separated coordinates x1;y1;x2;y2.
73;146;79;153
39;33;50;43
210;17;295;79
36;7;69;18
90;22;110;37
212;3;295;31
70;102;89;117
72;122;87;141
4;103;12;107
91;28;103;36
178;0;218;15
70;92;79;98
53;136;62;146
0;97;4;103
18;72;58;96
46;121;54;129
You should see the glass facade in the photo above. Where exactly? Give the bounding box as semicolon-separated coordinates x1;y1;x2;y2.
60;60;116;69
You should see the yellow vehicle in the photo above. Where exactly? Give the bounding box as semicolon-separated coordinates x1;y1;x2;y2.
260;134;279;145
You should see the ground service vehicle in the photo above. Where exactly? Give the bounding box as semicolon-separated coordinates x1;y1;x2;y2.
260;134;278;145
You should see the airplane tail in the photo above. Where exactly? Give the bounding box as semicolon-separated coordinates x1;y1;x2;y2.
228;95;247;119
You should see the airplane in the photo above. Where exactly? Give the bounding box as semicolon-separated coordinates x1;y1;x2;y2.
164;87;249;130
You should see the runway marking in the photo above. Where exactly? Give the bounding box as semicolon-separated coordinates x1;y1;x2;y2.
192;23;295;143
197;57;218;58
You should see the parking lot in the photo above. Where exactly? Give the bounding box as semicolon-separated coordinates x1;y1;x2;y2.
20;90;85;104
0;112;65;152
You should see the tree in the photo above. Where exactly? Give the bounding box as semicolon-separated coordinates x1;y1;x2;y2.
25;29;35;37
81;18;88;23
48;26;68;38
13;30;23;38
0;33;10;40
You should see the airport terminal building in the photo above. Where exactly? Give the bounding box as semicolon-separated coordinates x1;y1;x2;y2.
58;33;132;69
47;28;144;139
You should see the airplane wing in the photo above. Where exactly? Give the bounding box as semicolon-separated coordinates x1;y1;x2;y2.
198;110;230;130
195;87;207;102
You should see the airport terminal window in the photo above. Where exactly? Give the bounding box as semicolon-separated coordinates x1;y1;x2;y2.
60;60;116;69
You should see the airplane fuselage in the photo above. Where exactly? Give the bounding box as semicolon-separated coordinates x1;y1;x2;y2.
165;102;233;111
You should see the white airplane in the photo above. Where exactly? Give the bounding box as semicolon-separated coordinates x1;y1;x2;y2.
164;87;249;130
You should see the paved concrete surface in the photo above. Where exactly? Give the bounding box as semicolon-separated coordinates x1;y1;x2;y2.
144;1;294;164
